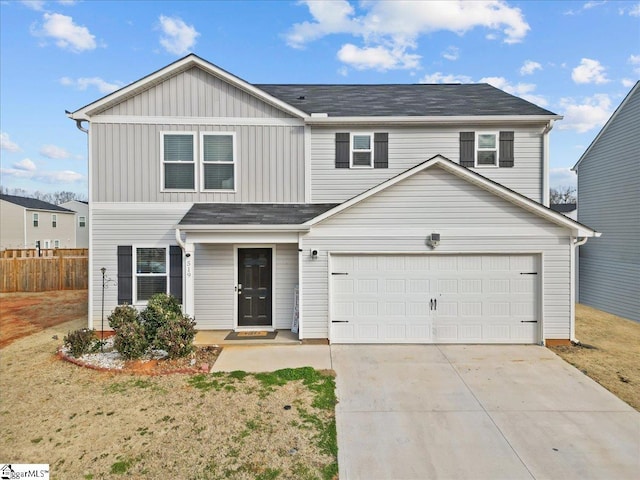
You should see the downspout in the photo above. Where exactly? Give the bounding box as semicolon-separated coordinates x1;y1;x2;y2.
175;228;195;318
75;119;89;134
570;236;589;343
175;228;186;250
542;120;555;207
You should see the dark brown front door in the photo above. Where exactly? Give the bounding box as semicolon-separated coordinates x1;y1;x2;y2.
237;248;272;327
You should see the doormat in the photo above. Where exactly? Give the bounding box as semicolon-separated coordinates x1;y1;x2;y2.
224;331;278;340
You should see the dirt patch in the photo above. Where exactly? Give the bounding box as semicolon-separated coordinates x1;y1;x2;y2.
549;303;640;411
0;290;88;348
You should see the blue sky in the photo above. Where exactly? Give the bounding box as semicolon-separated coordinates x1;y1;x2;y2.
1;0;638;197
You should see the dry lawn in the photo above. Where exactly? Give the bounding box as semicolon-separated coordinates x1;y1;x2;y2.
0;292;337;479
550;303;640;411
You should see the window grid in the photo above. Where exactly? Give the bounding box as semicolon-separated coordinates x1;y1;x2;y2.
351;133;374;168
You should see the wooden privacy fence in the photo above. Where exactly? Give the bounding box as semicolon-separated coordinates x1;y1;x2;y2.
1;248;88;259
0;254;88;292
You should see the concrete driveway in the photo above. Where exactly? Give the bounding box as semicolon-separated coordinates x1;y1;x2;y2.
331;345;640;480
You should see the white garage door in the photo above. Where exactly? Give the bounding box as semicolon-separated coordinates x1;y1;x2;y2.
330;254;540;344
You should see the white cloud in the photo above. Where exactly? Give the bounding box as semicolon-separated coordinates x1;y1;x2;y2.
628;54;640;75
60;76;122;94
286;0;529;71
0;166;84;184
33;13;96;52
571;58;609;84
1;132;21;152
14;158;37;172
21;0;45;11
58;0;77;5
158;15;199;55
619;2;640;16
550;167;577;190
40;144;71;160
442;46;459;61
520;60;542;75
420;72;472;83
622;78;635;88
480;76;548;106
558;94;613;133
337;43;420;71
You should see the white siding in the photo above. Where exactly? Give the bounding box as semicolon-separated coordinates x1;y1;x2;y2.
310;126;543;204
92;123;305;203
90;205;191;327
577;85;640;321
300;166;571;340
192;243;298;330
0;201;26;249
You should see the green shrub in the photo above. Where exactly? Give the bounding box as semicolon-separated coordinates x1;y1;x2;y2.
64;328;97;358
140;294;183;343
113;321;148;360
154;312;197;359
108;304;139;331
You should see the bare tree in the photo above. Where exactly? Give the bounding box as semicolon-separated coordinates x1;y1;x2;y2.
550;186;576;204
0;186;87;204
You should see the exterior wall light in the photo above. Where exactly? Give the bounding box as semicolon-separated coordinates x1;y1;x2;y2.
426;233;441;249
311;249;318;259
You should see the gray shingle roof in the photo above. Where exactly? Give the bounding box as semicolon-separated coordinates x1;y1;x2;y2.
0;194;74;212
256;83;556;117
550;203;577;213
179;203;339;225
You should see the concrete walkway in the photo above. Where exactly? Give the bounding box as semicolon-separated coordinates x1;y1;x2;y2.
332;345;640;480
210;344;332;372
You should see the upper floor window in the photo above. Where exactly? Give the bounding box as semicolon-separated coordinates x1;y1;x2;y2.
460;131;514;168
351;133;373;168
79;216;86;228
33;213;39;227
336;132;388;169
201;133;236;191
162;133;195;190
52;214;57;228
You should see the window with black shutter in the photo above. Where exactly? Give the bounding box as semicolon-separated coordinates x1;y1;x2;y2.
335;132;388;169
459;131;514;168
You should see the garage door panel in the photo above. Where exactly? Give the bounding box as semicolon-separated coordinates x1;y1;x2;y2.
331;254;539;344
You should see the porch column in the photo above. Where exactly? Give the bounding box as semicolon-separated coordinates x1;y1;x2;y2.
184;242;195;318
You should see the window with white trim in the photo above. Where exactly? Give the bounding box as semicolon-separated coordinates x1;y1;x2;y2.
134;247;168;302
476;132;498;166
351;133;373;168
33;213;39;227
79;216;86;228
162;133;195;190
201;133;236;191
52;214;57;228
54;240;60;248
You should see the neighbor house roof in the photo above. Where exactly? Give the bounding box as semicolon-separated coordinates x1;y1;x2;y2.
0;194;74;213
178;203;338;227
550;203;577;213
257;83;558;117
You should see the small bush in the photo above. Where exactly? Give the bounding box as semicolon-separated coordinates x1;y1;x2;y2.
154;312;197;359
113;321;148;360
108;304;139;331
64;328;97;358
140;294;183;343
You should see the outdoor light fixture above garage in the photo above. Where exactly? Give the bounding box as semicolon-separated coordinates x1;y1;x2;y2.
427;233;441;249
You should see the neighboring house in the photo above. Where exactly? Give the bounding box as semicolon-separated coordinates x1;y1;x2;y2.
0;194;76;250
67;54;598;345
550;203;577;221
60;200;89;248
572;81;639;322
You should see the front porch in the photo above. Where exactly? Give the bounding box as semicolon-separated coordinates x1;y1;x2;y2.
194;329;302;346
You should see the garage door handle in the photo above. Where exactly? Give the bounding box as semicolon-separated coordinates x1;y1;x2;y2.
520;272;538;275
521;320;538;323
331;272;349;275
332;321;349;323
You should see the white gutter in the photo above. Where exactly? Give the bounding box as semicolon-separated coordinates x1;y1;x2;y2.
541;119;555;207
178;224;311;232
570;236;590;343
305;114;563;126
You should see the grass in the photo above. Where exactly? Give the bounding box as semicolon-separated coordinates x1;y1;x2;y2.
549;303;640;410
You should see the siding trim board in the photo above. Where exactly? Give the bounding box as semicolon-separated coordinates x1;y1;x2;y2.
91;116;304;127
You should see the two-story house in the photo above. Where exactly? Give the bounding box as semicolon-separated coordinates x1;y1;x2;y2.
68;54;598;345
0;194;76;250
60;200;90;248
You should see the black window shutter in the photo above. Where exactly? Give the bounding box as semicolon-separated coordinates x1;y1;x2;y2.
373;133;388;168
459;132;475;167
117;246;133;305
335;133;350;168
169;245;183;303
499;131;515;167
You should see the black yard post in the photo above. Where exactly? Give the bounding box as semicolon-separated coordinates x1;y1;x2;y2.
101;267;106;351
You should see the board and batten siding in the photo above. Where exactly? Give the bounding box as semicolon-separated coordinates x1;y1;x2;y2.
194;243;298;330
90;205;191;327
91;123;305;203
577;85;640;322
96;67;293;119
310;126;544;204
300;166;572;340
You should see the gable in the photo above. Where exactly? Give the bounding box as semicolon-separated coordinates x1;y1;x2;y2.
311;165;567;237
93;66;296;119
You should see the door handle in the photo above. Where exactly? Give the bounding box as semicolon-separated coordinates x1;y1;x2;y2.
235;283;243;295
430;299;434;311
434;298;437;310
